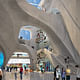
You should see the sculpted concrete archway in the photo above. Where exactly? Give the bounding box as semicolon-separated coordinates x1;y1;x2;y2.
0;0;37;67
16;0;80;65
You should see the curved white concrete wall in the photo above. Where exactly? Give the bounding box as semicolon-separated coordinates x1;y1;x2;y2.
16;0;80;65
44;0;80;56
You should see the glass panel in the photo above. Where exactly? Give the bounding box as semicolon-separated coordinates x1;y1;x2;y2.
0;51;4;67
25;30;30;40
26;0;41;4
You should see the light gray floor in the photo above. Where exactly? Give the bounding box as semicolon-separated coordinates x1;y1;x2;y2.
5;71;30;80
4;71;76;80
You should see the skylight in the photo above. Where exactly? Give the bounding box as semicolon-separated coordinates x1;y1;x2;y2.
26;0;42;10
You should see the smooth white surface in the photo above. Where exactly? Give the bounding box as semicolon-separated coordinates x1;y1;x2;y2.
8;59;30;64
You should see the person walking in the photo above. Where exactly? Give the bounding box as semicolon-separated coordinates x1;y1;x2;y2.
66;65;71;80
20;66;23;80
61;68;66;80
56;65;61;80
0;69;2;80
14;69;17;80
46;66;48;71
40;66;43;73
24;65;26;75
75;65;80;80
54;67;57;80
24;65;26;71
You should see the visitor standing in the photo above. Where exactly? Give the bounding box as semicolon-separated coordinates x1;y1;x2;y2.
24;65;26;71
20;66;23;80
24;65;26;75
14;69;17;80
0;69;2;80
54;67;57;80
61;68;66;80
75;65;80;80
56;65;61;80
66;65;71;80
40;66;43;73
46;66;48;71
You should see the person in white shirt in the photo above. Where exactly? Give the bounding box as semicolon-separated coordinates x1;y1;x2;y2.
76;65;80;80
56;65;61;80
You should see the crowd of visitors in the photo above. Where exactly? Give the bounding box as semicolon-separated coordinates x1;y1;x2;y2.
39;64;80;80
54;65;71;80
0;64;80;80
5;65;27;80
53;65;80;80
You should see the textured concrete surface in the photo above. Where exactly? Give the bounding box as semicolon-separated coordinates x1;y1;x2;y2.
40;0;80;65
16;0;80;65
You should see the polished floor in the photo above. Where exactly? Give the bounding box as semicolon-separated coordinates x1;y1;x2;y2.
4;71;76;80
5;71;30;80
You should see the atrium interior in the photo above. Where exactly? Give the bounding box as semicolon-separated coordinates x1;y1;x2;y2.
0;0;80;80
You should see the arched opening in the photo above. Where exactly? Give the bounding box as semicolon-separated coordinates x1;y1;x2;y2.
1;25;55;80
18;25;55;80
5;52;31;80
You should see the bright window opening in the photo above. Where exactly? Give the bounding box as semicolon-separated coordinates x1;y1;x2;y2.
0;51;4;67
26;0;42;9
19;29;31;40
